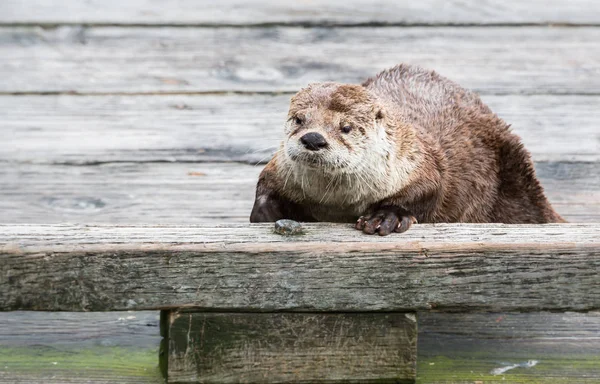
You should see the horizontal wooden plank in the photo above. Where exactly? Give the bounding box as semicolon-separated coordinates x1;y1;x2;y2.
0;161;597;224
1;223;599;312
0;311;162;383
2;311;598;383
2;0;599;26
167;311;417;383
0;311;160;348
3;223;599;247
0;162;259;224
2;94;599;164
1;26;599;94
418;312;600;382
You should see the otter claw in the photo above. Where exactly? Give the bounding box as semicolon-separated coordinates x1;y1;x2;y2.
355;209;416;236
355;216;367;230
396;215;418;233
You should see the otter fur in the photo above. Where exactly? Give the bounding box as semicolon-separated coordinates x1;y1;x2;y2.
250;64;565;235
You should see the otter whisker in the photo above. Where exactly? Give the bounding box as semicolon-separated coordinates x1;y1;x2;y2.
300;171;307;199
253;153;277;167
252;146;286;167
319;173;339;204
332;172;345;204
283;165;294;190
247;144;281;155
355;168;379;197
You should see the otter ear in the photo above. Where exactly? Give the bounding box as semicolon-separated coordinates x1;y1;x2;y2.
375;107;385;120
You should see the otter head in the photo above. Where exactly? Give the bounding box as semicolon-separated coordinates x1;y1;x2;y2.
283;83;390;174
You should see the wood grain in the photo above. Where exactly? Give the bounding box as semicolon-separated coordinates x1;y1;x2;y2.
2;94;599;164
1;223;599;312
0;311;159;347
3;223;599;247
1;0;598;25
1;311;598;383
0;311;162;383
1;26;599;94
167;311;417;383
0;161;597;224
418;312;600;382
0;162;259;224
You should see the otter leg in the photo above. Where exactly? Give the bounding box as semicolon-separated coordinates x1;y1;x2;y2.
250;194;284;222
356;206;418;236
250;158;315;223
250;192;313;223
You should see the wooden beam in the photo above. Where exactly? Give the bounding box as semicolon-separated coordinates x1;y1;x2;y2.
1;0;598;26
1;26;600;94
0;162;597;224
1;94;599;164
1;224;599;312
166;311;417;383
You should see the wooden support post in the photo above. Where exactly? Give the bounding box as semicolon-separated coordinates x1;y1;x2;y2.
163;311;418;383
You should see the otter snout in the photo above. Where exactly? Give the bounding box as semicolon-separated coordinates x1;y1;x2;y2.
300;132;328;151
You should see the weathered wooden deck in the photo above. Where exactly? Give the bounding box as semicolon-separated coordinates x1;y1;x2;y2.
1;1;599;383
2;224;600;383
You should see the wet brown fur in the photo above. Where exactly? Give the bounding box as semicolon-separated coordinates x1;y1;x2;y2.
251;64;565;230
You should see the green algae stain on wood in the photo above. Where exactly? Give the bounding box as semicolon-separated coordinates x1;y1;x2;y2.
416;312;600;383
417;356;600;383
0;346;163;383
0;311;163;383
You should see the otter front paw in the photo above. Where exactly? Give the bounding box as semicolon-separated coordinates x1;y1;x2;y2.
250;195;285;223
250;193;313;223
355;208;417;236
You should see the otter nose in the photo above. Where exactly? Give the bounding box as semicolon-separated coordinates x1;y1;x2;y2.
300;132;328;151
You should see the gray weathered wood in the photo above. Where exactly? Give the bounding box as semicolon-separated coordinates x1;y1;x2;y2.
0;2;597;383
0;161;597;224
0;311;159;347
1;223;599;312
0;311;162;383
1;94;599;164
2;311;599;383
0;162;259;224
1;26;599;94
418;311;600;382
167;311;417;383
1;0;598;25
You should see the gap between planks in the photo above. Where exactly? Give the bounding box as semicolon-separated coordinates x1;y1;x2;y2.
2;23;600;29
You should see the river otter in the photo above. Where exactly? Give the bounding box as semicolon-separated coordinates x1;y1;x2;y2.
250;64;565;235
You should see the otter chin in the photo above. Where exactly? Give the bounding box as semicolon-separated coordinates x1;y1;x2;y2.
250;64;565;235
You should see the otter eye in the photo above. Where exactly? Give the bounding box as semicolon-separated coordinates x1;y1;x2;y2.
341;125;352;134
294;116;303;125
